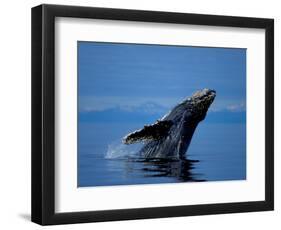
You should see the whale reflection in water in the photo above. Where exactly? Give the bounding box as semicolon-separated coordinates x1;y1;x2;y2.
124;157;205;182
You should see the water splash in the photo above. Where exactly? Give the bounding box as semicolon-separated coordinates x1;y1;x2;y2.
105;139;143;159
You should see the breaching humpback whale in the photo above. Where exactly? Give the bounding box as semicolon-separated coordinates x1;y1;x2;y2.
123;88;216;159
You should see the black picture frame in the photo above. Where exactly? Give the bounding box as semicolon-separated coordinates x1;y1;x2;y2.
31;4;274;225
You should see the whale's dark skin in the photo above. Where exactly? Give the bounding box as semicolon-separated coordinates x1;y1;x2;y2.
123;89;216;159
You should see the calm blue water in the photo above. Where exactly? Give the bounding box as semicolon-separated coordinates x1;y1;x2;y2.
78;122;246;187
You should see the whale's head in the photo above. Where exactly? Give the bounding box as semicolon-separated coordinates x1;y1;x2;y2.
186;88;216;121
163;88;216;124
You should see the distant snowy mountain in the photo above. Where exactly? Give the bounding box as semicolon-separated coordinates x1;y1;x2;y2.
79;102;245;124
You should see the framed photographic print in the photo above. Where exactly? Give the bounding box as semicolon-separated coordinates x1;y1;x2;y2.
31;4;274;225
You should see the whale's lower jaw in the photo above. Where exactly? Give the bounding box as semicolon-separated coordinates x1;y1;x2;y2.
139;123;198;159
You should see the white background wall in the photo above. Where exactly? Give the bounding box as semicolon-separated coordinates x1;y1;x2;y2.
0;0;278;229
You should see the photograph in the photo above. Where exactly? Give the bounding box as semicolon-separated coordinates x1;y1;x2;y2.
77;41;246;187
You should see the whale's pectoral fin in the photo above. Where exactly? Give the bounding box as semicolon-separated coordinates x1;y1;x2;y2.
123;120;173;145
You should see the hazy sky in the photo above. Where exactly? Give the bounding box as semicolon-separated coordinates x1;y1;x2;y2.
78;41;246;113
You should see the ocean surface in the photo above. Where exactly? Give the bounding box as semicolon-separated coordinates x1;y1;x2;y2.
78;122;246;187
